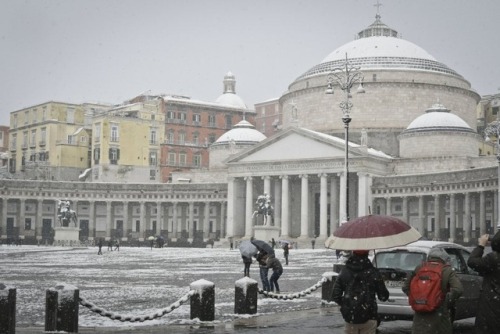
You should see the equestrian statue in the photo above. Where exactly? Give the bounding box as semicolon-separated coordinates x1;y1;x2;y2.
252;193;274;225
57;199;78;227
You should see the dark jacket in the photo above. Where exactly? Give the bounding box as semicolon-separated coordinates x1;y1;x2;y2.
403;248;463;334
467;232;500;334
266;255;283;274
332;254;389;323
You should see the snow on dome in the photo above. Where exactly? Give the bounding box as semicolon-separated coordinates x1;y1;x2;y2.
214;120;266;145
405;103;473;133
215;93;247;109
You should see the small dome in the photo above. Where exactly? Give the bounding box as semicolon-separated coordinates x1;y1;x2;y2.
405;103;473;133
215;71;247;109
214;120;266;145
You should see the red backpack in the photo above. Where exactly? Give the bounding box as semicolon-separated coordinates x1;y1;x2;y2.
408;261;446;312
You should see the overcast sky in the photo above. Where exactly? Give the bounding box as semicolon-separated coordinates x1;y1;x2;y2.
1;0;499;126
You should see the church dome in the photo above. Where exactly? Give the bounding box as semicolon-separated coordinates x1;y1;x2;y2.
404;103;474;133
214;120;266;145
215;71;248;109
296;16;462;81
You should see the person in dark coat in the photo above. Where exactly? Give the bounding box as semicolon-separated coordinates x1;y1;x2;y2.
403;248;463;334
97;238;103;255
332;250;389;334
467;232;500;334
283;244;289;265
256;251;270;292
242;255;252;277
266;254;283;293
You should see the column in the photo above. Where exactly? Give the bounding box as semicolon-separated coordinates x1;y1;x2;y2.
219;202;226;238
386;197;392;216
245;176;254;238
402;197;408;224
156;201;162;234
89;200;96;240
434;195;440;240
280;175;289;238
122;201;129;240
1;198;7;239
106;201;112;240
449;193;456;243
273;178;281;228
300;174;309;238
418;196;425;236
188;202;195;238
495;191;499;233
226;177;235;238
480;191;486;235
330;176;339;233
263;176;271;197
36;199;43;241
203;202;210;240
172;202;178;239
19;199;26;238
464;193;471;243
319;173;328;238
53;200;59;227
339;172;347;223
357;173;371;216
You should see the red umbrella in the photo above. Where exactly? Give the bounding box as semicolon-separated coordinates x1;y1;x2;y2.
325;215;421;250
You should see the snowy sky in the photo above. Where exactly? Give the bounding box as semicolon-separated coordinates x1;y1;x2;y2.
1;0;499;126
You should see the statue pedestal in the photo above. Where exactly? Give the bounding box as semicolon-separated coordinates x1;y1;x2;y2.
54;227;80;245
253;225;280;242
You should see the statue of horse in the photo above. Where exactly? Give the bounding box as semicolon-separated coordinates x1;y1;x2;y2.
252;194;274;225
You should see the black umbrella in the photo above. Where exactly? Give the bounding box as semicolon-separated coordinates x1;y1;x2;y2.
251;239;275;256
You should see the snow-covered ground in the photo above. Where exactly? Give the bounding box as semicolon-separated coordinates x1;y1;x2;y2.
1;245;338;329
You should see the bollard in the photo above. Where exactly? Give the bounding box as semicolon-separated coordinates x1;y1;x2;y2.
0;283;16;334
45;283;79;333
190;279;215;321
321;272;338;304
234;277;258;315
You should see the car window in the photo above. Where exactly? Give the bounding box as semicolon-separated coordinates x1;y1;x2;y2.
444;247;468;274
375;251;425;271
459;249;480;275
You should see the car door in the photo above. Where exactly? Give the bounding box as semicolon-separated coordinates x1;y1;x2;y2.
444;247;482;320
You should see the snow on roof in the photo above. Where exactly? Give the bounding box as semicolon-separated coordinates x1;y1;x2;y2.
215;93;247;109
405;104;473;132
215;120;266;144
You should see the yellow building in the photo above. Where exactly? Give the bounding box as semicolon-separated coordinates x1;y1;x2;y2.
8;101;110;180
90;97;165;183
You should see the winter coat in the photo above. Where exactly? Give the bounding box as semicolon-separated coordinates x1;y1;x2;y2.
256;251;268;268
242;255;252;264
403;249;463;334
266;255;283;274
332;254;389;323
467;232;500;334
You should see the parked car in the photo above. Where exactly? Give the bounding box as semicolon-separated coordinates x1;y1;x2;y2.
373;240;482;323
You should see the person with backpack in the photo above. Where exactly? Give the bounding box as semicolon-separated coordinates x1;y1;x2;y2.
403;248;463;334
332;250;389;334
467;232;500;333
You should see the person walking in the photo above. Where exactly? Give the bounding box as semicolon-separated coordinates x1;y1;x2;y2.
271;238;276;249
467;232;500;334
283;243;289;265
242;254;252;277
266;254;283;293
97;238;103;255
403;248;463;334
256;251;270;292
114;239;120;251
311;238;316;249
332;250;389;334
107;239;113;251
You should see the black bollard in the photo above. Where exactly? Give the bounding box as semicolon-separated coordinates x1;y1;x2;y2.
234;277;258;314
190;279;215;321
321;272;338;303
0;283;16;334
45;284;79;333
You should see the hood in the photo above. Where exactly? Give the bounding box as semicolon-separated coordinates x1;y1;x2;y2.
491;231;500;252
345;254;373;273
427;248;450;264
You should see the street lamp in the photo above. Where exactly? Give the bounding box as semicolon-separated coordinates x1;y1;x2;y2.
484;120;500;229
325;53;365;222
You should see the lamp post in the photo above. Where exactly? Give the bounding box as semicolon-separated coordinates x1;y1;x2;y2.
484;120;500;230
325;53;365;222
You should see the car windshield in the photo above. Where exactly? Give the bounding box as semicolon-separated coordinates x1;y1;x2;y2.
375;251;426;272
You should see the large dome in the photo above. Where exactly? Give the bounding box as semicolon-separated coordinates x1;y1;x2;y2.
296;16;462;81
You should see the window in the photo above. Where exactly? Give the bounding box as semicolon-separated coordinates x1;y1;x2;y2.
109;148;120;164
150;128;157;145
167;111;175;120
25;218;32;230
493;107;499;115
167;130;174;144
178;132;185;145
192;114;201;125
30;130;36;146
40;128;46;144
42;107;47;121
94;148;100;163
192;132;199;145
149;151;157;166
11;134;17;149
150;169;156;180
110;124;119;142
94;123;101;142
168;152;176;165
32;109;37;124
13;115;17;128
208;114;216;127
208;134;216;144
66;108;75;123
22;131;28;148
67;135;74;145
24;111;29;124
179;153;186;166
225;115;232;129
193;154;201;167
